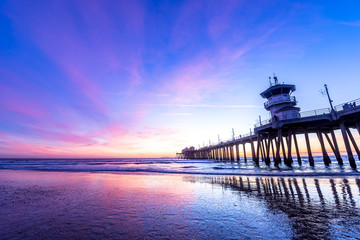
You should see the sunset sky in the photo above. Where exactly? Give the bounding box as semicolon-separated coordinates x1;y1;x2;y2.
1;0;360;158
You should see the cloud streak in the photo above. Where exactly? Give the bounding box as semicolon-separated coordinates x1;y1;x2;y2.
339;21;360;27
141;104;261;108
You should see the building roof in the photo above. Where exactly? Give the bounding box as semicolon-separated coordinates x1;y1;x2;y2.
260;84;296;99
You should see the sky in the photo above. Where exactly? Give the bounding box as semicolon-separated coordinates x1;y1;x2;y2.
1;0;360;158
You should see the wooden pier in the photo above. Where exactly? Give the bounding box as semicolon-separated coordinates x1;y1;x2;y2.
178;77;360;168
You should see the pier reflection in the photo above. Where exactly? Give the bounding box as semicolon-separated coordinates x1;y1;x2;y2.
203;176;360;239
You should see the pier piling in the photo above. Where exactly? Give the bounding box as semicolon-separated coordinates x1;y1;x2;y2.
340;122;356;168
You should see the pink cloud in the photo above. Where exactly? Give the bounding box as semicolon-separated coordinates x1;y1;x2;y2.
7;0;146;111
156;55;224;103
0;82;49;119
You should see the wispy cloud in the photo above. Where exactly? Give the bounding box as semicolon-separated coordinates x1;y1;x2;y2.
339;20;360;27
141;104;261;108
163;113;192;116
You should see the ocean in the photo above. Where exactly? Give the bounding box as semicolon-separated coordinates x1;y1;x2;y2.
1;157;360;239
1;156;359;176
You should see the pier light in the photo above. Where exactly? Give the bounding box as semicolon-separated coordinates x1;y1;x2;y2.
260;75;300;121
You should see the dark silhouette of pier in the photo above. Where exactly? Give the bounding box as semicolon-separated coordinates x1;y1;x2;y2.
178;77;360;168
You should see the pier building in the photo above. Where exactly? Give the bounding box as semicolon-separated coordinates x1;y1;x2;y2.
177;76;360;168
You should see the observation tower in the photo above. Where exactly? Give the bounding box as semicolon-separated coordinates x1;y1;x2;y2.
260;75;300;121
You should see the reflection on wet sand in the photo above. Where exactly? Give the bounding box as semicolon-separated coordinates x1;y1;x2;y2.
203;176;360;239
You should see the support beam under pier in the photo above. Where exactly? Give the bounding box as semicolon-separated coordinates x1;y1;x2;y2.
346;128;360;160
286;130;293;167
236;144;240;162
243;143;247;162
304;130;315;167
265;135;271;165
275;129;282;166
330;129;343;165
251;140;258;165
317;131;331;166
230;145;235;161
324;132;343;165
340;122;356;168
293;133;301;165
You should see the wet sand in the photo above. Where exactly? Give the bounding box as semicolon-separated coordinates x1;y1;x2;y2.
1;170;360;239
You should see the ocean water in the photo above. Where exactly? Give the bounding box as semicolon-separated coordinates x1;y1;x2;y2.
0;155;359;176
1;157;360;239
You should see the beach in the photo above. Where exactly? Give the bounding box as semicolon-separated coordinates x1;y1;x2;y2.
1;166;360;239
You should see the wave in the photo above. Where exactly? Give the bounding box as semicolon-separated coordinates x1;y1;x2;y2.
1;157;360;177
1;166;360;177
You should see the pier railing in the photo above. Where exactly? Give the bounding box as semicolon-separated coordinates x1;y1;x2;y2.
254;107;333;128
334;98;360;111
254;118;272;128
238;132;252;138
300;108;331;117
213;132;253;147
192;98;360;149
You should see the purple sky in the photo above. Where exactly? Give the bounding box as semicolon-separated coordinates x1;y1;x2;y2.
1;0;360;157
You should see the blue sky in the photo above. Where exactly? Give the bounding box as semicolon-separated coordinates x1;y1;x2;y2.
0;0;360;157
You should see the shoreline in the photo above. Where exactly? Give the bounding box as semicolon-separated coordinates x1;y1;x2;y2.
1;168;360;178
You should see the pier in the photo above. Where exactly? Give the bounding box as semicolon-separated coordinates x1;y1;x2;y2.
178;76;360;168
